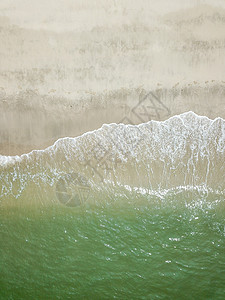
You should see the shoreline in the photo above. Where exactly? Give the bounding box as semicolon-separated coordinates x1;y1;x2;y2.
1;83;225;156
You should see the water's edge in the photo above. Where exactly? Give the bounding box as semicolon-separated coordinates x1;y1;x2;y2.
0;111;224;206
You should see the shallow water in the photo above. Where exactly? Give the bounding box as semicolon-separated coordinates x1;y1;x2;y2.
1;112;225;299
1;191;225;299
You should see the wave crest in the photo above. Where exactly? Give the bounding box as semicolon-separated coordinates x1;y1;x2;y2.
0;112;224;205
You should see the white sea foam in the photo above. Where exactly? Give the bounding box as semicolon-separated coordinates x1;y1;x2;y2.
0;112;224;203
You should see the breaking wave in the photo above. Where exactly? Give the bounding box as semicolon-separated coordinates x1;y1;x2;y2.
0;112;224;207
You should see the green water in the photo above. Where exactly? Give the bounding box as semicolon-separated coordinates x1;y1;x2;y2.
1;193;225;299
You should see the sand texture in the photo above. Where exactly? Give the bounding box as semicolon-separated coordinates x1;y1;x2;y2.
0;0;225;155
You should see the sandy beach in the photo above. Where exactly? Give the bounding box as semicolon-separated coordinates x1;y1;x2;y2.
0;0;225;155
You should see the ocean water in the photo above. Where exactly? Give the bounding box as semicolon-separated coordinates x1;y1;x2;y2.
1;112;225;299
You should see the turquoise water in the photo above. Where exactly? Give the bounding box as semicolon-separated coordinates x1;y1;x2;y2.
1;191;225;299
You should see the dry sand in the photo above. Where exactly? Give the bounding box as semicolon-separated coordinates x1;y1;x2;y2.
0;0;225;155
